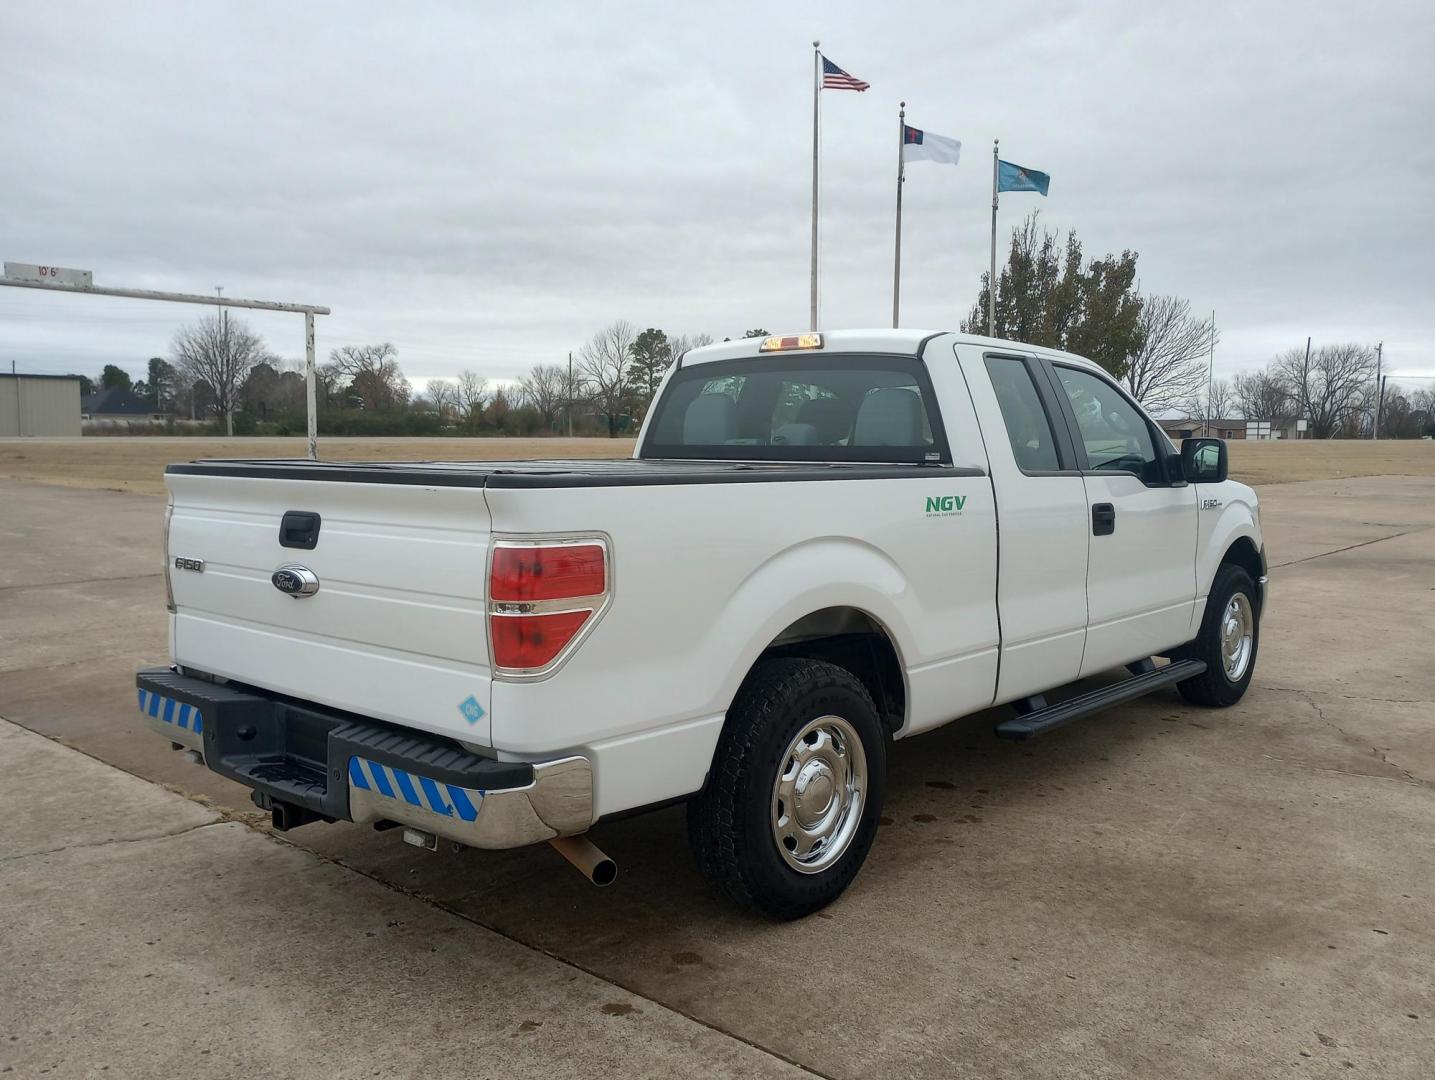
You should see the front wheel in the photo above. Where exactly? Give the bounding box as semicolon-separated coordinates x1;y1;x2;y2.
1178;563;1260;707
688;657;887;920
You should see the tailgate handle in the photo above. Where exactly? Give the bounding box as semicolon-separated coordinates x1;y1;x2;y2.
280;511;322;550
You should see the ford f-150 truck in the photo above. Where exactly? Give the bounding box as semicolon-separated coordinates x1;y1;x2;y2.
137;330;1266;918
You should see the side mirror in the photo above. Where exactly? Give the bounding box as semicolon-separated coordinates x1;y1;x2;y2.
1181;438;1228;483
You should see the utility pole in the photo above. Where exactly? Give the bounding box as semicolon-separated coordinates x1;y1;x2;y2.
1301;336;1312;438
1373;341;1383;439
567;351;574;437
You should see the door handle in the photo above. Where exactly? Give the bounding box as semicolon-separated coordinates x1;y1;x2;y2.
1092;503;1116;536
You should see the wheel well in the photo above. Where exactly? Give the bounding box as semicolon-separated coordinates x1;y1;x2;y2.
1221;537;1263;583
753;607;906;734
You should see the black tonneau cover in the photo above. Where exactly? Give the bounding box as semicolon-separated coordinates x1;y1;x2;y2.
166;458;979;488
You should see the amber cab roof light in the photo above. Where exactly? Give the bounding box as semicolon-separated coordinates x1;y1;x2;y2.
757;333;824;353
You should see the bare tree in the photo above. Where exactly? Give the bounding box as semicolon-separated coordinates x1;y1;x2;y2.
1412;388;1435;437
171;313;270;435
324;343;411;412
1208;378;1234;422
1183;378;1234;431
517;363;566;430
421;378;457;420
579;320;638;436
1122;296;1215;415
1231;368;1292;423
668;333;714;363
1272;342;1376;438
455;370;489;429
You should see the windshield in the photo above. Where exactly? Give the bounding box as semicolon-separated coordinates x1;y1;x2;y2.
640;353;946;464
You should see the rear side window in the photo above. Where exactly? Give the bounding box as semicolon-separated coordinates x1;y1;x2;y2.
642;354;946;463
984;356;1061;472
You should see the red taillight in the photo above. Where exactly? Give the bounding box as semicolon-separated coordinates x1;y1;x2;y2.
490;610;592;670
490;543;605;602
488;538;609;676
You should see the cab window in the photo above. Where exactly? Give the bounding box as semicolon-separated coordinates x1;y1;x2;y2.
642;354;945;464
1053;365;1161;481
984;356;1061;472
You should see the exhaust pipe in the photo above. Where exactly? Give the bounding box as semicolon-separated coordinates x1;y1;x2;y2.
549;834;617;886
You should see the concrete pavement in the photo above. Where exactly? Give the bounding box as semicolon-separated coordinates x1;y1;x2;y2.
0;720;805;1079
3;474;1434;1078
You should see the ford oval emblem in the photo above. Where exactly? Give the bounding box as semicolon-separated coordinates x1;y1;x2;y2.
272;564;320;598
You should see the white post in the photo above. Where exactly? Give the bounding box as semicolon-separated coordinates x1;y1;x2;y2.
810;41;821;332
305;310;318;460
892;102;905;329
989;140;999;337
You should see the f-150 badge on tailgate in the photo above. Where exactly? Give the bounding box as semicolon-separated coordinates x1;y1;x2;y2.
271;564;320;598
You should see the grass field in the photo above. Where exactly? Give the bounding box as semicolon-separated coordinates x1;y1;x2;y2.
1;435;1430;496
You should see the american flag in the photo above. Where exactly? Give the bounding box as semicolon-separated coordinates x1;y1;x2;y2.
821;55;869;92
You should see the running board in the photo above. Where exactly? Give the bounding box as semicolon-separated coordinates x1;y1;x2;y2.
994;659;1207;740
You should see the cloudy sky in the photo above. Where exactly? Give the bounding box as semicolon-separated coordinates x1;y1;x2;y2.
2;1;1432;394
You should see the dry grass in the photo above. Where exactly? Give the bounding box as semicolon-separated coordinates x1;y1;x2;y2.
1;436;1430;496
1221;439;1434;486
0;437;636;497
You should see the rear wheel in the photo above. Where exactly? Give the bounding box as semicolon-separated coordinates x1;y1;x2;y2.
1178;563;1259;707
688;657;886;920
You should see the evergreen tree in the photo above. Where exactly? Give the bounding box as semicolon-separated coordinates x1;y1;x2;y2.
962;213;1143;379
629;328;672;406
100;364;132;391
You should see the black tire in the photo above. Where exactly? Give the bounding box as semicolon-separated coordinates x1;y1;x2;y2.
688;657;887;920
1177;563;1260;707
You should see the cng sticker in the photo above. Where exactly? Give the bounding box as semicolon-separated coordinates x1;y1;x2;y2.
925;494;967;517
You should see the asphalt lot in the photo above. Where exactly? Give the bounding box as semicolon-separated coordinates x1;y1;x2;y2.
3;473;1434;1078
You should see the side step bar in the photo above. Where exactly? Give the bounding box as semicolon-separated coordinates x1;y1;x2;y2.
994;658;1207;740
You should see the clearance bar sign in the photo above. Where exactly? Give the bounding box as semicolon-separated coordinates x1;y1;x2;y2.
3;262;93;287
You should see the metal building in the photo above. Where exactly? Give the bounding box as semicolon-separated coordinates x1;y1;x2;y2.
0;373;83;437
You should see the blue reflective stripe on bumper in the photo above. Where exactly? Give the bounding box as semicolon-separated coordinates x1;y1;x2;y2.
350;756;484;824
137;688;203;735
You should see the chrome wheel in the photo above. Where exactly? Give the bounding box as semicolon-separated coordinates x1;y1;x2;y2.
770;715;867;874
1221;592;1254;682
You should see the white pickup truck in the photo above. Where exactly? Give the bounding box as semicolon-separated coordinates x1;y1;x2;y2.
138;330;1266;918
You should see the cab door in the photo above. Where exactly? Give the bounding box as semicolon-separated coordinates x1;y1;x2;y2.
1042;361;1198;676
960;349;1090;704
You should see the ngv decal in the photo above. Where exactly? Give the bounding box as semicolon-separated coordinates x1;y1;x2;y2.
925;494;967;517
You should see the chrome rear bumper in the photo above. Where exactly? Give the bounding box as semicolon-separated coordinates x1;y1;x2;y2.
346;754;593;849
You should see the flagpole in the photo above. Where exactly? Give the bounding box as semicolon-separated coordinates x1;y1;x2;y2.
988;139;999;337
810;41;821;332
892;102;905;328
1204;310;1216;437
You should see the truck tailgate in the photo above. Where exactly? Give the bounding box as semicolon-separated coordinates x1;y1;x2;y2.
165;473;493;745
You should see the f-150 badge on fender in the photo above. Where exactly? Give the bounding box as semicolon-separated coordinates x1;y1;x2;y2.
272;564;320;598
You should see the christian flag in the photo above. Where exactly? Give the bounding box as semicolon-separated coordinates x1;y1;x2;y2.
902;125;962;165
